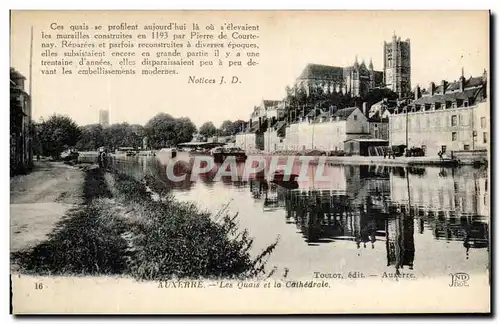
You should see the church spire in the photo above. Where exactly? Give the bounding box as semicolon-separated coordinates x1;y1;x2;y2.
369;58;373;70
354;55;359;68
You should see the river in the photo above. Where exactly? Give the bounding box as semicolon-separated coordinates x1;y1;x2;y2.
110;152;490;280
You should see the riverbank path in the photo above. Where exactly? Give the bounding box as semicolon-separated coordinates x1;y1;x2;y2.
10;161;85;253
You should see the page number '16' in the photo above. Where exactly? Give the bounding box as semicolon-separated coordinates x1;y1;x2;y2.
35;283;43;290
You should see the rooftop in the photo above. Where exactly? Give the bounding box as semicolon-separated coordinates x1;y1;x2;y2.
262;100;282;108
332;107;357;120
298;64;344;80
413;87;485;106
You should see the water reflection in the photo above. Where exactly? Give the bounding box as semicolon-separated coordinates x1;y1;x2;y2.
110;155;489;275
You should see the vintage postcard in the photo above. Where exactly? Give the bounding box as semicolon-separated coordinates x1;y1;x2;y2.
9;10;491;314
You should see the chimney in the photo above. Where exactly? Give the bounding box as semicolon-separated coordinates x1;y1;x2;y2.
483;69;487;82
414;85;421;100
430;82;436;96
362;102;368;116
459;68;465;92
441;80;447;94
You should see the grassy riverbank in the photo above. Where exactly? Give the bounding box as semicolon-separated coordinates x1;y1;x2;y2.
12;166;278;280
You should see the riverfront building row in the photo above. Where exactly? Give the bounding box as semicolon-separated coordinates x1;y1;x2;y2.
390;70;488;156
235;34;489;158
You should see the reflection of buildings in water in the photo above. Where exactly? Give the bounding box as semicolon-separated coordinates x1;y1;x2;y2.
285;189;388;246
279;165;393;245
389;166;489;258
427;211;489;258
249;177;291;211
250;178;269;200
385;208;415;271
390;167;488;217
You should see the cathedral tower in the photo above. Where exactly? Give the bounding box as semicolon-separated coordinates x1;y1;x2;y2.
383;34;411;98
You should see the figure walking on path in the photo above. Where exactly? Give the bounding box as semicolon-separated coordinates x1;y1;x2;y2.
97;147;108;169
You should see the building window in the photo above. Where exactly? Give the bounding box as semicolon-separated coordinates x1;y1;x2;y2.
452;132;458;141
441;145;447;153
464;144;470;150
483;132;488;144
451;115;458;126
353;115;358;121
481;117;486;129
464;101;469;107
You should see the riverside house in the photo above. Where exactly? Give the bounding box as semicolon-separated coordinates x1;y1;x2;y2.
389;70;488;157
281;107;370;152
10;67;32;175
236;99;284;152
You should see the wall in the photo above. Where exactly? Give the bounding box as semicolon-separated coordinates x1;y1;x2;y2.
283;120;348;151
235;133;257;151
264;130;284;152
369;122;389;140
474;101;489;151
270;112;371;152
389;101;489;156
346;109;369;134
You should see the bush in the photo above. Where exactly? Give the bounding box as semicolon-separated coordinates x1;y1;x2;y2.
12;167;279;280
115;173;279;280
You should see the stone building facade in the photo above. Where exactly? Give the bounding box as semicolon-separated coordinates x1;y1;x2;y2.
10;67;33;175
263;107;370;152
389;71;488;156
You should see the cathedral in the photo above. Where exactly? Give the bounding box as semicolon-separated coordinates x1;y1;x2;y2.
295;34;411;98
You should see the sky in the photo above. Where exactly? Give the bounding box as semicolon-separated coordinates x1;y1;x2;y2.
10;10;489;128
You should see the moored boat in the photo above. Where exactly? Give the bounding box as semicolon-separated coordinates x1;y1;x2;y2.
211;147;247;163
270;169;299;189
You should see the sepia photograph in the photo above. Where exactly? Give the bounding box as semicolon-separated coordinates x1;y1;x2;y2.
8;10;491;314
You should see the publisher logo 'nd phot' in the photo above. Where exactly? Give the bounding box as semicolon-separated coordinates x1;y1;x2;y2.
449;273;470;287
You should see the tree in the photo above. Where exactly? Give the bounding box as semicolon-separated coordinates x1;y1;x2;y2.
126;124;146;149
219;120;233;136
284;85;308;122
230;120;246;135
361;88;398;106
144;114;196;149
199;121;217;138
144;113;176;149
174;117;197;144
76;124;105;151
38;115;81;159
